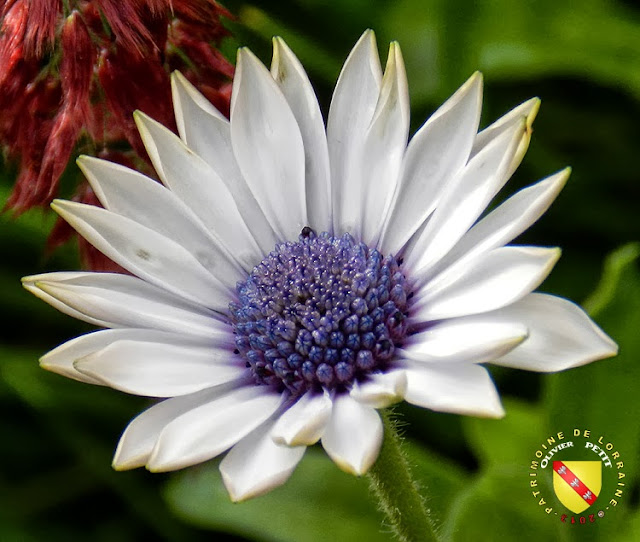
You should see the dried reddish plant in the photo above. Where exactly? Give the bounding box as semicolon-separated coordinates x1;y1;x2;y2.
0;0;233;269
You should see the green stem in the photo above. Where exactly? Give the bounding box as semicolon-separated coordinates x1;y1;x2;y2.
367;410;438;542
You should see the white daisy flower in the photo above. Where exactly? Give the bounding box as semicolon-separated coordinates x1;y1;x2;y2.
23;30;617;502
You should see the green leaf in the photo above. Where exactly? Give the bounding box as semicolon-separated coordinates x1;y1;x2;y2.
165;448;388;542
441;400;566;541
165;440;468;542
463;398;547;469
443;467;570;542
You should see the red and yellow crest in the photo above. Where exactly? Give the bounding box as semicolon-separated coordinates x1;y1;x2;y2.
553;461;602;514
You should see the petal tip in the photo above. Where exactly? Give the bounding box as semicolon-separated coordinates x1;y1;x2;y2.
50;199;64;213
362;28;376;39
112;455;144;471
526;97;541;127
170;69;185;85
76;154;91;167
38;355;54;371
236;46;257;66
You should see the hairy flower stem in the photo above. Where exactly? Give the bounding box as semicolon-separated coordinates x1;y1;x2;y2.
367;411;438;542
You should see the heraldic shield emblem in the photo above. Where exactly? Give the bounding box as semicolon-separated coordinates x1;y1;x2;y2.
553;461;602;514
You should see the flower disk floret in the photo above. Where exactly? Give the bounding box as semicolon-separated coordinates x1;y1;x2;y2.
230;229;411;395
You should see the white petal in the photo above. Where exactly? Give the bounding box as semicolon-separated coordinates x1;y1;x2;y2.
40;330;114;384
221;420;306;502
321;394;382;475
350;370;407;408
327;29;382;236
40;328;223;385
23;272;115;328
230;48;307;241
403;362;504;417
75;340;244;397
271;391;332;446
147;386;284;472
22;272;223;337
171;72;278;255
271;38;331;234
51;200;231;311
490;293;618;371
430;168;570;280
401;318;528;363
412;246;561;321
113;385;234;470
379;72;482;255
134;112;262;272
361;42;410;246
405;118;526;274
472;97;540;180
77;156;245;289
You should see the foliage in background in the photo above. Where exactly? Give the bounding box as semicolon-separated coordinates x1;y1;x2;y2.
2;0;639;540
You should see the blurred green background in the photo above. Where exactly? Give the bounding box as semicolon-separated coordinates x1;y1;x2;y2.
2;0;639;540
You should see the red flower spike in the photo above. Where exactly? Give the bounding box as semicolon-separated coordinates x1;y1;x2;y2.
0;1;29;90
98;47;175;160
172;0;233;32
170;26;234;79
96;0;157;54
60;12;94;120
37;107;84;204
4;78;61;211
1;0;234;269
24;0;61;57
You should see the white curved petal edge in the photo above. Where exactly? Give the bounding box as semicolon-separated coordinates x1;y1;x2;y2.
77;154;248;289
73;340;245;398
401;318;528;364
412;246;561;322
231;47;307;241
146;386;284;472
51;199;233;311
405;118;526;275
328;29;382;236
133;111;262;274
403;362;505;418
472;97;541;180
39;330;112;384
473;97;540;157
379;72;482;255
429;168;570;281
271;37;332;234
271;391;333;446
321;394;383;475
170;71;279;256
22;272;118;329
39;328;223;385
21;271;223;337
112;385;236;470
490;293;618;371
360;41;410;246
221;420;306;502
350;370;407;408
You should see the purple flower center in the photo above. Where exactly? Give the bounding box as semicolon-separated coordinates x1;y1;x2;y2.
229;229;411;396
